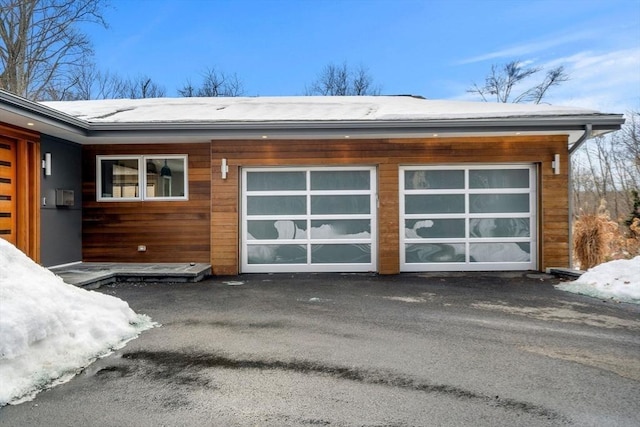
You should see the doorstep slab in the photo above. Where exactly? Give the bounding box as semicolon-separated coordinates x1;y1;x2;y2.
50;263;212;288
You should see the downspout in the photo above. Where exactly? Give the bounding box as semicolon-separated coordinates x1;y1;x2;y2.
567;124;592;269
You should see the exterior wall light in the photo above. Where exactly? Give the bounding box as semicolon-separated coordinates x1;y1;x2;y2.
42;152;52;176
221;158;229;180
552;154;560;175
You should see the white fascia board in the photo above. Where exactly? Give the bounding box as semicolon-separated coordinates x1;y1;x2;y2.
81;115;624;145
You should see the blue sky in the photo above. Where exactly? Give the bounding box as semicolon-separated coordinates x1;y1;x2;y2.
86;0;639;113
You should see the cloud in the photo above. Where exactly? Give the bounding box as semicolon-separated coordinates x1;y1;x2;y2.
458;30;597;65
451;48;639;113
543;48;640;112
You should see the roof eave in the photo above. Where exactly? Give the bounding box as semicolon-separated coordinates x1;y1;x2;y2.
0;90;89;135
81;115;624;143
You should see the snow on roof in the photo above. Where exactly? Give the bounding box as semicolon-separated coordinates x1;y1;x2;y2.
41;96;603;124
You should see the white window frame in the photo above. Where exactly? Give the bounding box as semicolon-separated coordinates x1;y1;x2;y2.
399;164;537;271
97;155;188;202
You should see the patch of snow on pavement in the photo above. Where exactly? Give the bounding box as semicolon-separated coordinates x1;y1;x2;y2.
555;256;640;304
0;239;155;406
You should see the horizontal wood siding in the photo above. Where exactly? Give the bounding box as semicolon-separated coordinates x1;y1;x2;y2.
82;143;211;263
211;135;570;274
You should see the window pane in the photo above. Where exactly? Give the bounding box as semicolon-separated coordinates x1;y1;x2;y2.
311;244;371;263
247;244;307;264
469;243;531;262
146;158;186;198
310;170;370;190
311;195;370;214
405;170;464;189
100;159;139;199
470;169;529;189
405;219;465;238
310;220;371;239
405;243;465;263
247;196;306;215
469;218;530;238
405;195;465;214
247;220;307;240
469;194;529;213
247;171;306;191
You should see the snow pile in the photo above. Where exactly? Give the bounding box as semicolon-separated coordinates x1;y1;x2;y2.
556;256;640;304
0;239;155;406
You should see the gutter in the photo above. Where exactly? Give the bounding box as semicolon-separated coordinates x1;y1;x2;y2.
567;124;593;270
81;116;624;144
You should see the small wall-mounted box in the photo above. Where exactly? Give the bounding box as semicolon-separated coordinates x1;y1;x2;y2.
55;189;74;207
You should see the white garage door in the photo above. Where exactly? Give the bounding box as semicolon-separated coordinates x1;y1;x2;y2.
400;165;537;271
242;167;377;273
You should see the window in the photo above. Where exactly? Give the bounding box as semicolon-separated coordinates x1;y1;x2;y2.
97;155;188;201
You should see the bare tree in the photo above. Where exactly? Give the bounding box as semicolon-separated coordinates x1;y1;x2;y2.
467;60;568;104
572;110;640;221
178;67;244;97
0;0;107;100
305;62;381;96
126;75;166;99
93;69;129;99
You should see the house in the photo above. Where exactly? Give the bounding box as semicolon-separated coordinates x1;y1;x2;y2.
0;90;624;275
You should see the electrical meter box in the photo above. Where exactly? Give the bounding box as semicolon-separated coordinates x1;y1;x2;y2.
55;189;74;207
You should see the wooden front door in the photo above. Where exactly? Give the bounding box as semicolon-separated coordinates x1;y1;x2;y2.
0;137;17;245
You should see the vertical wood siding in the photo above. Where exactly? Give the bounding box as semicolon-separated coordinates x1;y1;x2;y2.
0;123;40;262
82;143;211;263
211;135;569;275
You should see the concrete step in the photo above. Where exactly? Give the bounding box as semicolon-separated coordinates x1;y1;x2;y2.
50;262;212;289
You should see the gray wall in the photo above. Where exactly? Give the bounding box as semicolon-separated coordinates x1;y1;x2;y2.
40;136;82;267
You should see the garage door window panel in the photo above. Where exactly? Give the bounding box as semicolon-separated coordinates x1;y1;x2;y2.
405;219;465;239
247;220;308;240
469;169;529;189
247;244;307;264
406;243;466;263
247;196;307;215
405;170;464;190
405;194;465;214
470;194;530;213
311;195;370;214
247;171;306;191
312;244;372;263
311;170;370;190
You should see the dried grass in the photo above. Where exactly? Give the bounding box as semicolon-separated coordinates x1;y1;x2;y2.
573;201;617;269
612;217;640;259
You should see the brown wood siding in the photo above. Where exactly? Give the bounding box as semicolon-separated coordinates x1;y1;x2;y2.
0;123;40;262
82;143;211;263
211;135;569;275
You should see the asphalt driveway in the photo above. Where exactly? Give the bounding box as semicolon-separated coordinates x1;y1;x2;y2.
1;272;639;426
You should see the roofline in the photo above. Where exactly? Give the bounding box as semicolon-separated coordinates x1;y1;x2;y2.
0;90;89;134
83;116;624;144
0;89;625;144
85;115;624;133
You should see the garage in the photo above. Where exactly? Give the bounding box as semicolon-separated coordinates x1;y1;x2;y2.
241;167;377;273
400;165;537;271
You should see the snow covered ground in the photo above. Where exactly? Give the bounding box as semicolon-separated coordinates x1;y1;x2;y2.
556;256;640;304
0;240;155;406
